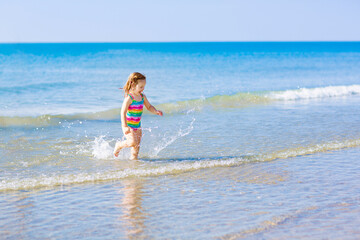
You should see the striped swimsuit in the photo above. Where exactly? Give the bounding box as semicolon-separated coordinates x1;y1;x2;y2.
126;93;144;130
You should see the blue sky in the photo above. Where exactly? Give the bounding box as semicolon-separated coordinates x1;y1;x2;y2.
0;0;359;42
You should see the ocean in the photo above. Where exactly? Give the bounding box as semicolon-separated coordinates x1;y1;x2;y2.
1;42;360;239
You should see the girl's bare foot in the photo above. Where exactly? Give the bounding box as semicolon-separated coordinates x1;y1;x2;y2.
113;141;123;157
129;155;139;160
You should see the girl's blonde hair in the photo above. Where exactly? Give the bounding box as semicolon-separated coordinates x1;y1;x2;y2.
123;72;146;96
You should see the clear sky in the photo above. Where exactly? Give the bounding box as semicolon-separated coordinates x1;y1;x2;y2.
1;0;359;43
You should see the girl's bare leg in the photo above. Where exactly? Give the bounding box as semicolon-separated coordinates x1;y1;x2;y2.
114;131;135;157
130;129;142;160
113;141;124;157
114;129;142;158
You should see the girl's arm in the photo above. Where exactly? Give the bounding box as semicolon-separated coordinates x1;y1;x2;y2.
121;96;133;134
143;94;163;116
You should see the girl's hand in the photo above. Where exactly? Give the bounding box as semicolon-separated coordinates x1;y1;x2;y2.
156;110;163;116
122;126;131;135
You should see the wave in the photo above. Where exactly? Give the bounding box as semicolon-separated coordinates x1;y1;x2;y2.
267;85;360;100
218;205;324;239
218;206;319;239
1;85;359;127
218;198;360;239
1;138;359;192
0;108;121;127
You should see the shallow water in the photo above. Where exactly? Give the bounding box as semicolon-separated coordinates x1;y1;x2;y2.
1;148;359;239
1;42;360;238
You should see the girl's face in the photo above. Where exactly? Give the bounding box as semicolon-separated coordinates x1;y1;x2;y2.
133;80;146;94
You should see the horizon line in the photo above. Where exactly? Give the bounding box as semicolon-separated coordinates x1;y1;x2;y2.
1;40;360;44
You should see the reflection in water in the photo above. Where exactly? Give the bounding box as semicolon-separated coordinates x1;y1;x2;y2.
118;161;148;239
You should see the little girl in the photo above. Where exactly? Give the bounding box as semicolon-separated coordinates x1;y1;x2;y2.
114;72;163;160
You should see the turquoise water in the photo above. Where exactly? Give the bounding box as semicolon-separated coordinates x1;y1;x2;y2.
1;42;360;239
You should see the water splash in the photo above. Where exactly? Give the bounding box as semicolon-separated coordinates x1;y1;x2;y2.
91;136;114;159
150;117;196;157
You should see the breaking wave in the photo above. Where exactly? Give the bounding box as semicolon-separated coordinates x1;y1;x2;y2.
1;85;359;127
267;85;360;100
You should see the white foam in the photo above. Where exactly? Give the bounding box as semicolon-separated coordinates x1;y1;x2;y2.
0;157;243;192
268;85;360;101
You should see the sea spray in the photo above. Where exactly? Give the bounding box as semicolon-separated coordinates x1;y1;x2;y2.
91;136;114;159
150;117;196;157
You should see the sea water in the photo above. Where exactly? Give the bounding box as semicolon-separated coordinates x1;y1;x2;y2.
1;42;360;239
